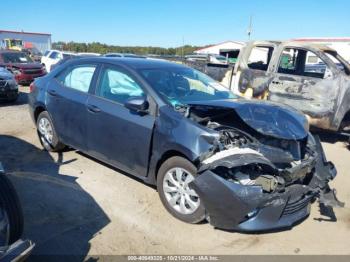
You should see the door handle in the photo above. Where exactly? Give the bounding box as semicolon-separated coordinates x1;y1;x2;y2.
87;104;101;113
47;90;57;96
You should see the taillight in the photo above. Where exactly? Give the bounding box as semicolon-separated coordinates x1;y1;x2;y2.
29;82;36;93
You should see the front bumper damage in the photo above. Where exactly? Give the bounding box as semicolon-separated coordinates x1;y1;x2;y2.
190;136;344;232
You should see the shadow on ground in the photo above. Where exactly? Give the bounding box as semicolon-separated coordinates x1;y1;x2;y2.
312;130;350;150
0;135;110;262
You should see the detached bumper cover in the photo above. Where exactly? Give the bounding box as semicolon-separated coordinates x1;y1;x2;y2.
190;136;343;232
192;171;319;231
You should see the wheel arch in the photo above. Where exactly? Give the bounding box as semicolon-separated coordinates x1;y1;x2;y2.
145;149;196;186
155;150;193;179
34;104;47;122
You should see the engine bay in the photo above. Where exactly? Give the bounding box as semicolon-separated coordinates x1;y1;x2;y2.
185;104;318;192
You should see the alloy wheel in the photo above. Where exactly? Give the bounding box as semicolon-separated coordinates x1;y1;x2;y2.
38;117;53;148
163;167;200;215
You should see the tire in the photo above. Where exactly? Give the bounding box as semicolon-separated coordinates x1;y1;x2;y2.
37;111;66;152
0;174;24;245
157;156;206;224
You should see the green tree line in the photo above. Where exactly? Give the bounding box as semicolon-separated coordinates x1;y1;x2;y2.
52;41;204;56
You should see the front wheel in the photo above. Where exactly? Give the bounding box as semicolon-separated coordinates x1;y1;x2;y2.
157;156;206;224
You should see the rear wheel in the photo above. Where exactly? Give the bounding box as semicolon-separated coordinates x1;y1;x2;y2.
37;111;66;152
0;174;23;245
157;156;206;224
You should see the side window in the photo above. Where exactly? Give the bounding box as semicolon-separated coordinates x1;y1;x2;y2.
324;51;350;75
49;51;58;59
97;67;144;104
278;48;327;79
278;48;299;73
304;51;327;77
57;65;96;93
248;46;274;71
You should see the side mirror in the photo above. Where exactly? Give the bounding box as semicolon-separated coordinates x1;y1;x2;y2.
124;97;149;113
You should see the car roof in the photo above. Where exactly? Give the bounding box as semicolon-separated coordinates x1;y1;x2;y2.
69;57;187;70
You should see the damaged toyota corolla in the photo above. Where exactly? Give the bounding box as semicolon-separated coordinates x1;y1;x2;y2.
28;57;343;232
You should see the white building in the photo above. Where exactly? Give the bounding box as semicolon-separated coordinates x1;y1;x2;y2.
294;37;350;62
194;41;245;61
0;30;52;54
194;41;245;54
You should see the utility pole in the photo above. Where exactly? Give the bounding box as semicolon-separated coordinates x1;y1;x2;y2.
181;36;185;60
247;15;253;40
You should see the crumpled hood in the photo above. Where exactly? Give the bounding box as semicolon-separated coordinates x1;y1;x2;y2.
188;99;308;140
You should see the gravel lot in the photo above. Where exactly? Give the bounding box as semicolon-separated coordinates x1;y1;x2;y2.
0;86;350;258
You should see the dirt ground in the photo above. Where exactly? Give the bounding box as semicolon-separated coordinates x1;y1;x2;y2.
1;86;350;258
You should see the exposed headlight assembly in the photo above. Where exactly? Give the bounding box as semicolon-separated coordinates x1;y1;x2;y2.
234;172;284;193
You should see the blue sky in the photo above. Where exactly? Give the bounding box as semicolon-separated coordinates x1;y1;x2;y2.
1;0;349;47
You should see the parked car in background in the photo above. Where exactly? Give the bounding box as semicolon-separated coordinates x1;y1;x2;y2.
0;67;18;102
50;54;105;71
77;52;101;57
23;47;43;62
0;50;46;85
28;57;342;232
185;54;228;65
208;54;228;65
104;53;146;58
41;50;77;72
231;41;350;135
0;162;34;261
185;54;208;62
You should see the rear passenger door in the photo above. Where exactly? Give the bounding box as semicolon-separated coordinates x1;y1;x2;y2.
86;64;156;177
47;63;97;151
268;47;337;117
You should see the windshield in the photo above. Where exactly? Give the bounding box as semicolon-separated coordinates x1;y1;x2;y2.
140;67;236;107
2;52;33;63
